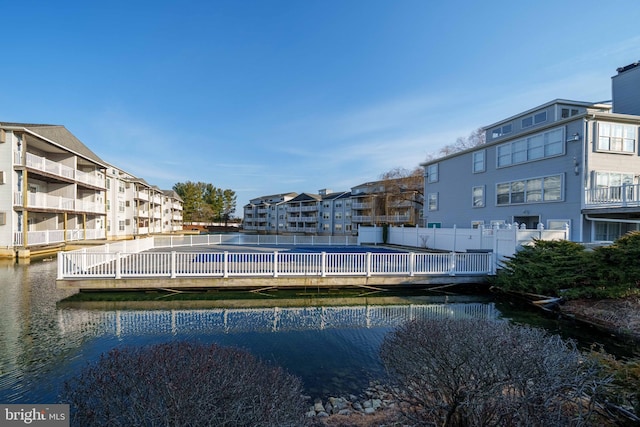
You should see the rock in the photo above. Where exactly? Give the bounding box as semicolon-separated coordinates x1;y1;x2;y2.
305;410;316;418
364;407;376;415
316;411;329;418
363;399;373;408
372;398;382;409
324;402;333;414
337;409;353;416
314;402;325;413
353;402;364;412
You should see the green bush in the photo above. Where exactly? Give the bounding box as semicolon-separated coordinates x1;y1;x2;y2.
62;341;308;427
490;239;589;295
591;231;640;288
491;233;640;298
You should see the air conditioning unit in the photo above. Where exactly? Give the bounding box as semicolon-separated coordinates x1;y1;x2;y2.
0;212;6;225
0;129;6;143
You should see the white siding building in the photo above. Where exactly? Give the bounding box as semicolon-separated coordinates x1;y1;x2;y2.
1;122;183;258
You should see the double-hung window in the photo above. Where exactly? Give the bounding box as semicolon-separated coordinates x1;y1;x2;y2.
428;193;438;211
472;150;485;173
597;123;636;153
427;164;439;183
472;186;485;207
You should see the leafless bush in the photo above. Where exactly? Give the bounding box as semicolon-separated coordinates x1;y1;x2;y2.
380;318;610;427
62;341;308;426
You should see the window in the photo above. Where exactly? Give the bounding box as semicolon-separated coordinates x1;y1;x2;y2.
118;220;125;231
522;111;547;128
561;108;579;118
497;128;564;167
427;164;439;183
472;150;485;173
428;193;438;211
496;174;563;205
335;212;342;220
472;186;484;207
491;124;512;138
548;219;570;230
594;171;634;201
597;123;636;153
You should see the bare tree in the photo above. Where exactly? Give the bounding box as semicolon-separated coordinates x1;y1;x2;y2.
376;167;424;226
380;318;610;427
62;341;309;427
426;127;486;161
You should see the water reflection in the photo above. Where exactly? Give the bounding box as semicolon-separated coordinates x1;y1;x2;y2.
1;259;502;403
57;302;500;336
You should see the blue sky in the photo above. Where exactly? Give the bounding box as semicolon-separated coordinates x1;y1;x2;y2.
2;1;639;214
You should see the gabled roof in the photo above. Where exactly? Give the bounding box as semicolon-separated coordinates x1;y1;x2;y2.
288;193;322;202
2;122;107;167
322;191;351;201
162;189;183;202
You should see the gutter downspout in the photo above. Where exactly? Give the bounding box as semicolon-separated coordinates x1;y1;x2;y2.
584;214;640;224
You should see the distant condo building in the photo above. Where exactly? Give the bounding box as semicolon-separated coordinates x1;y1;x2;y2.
0;122;183;258
243;179;423;235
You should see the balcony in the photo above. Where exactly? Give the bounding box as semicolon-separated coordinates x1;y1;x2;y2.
14;192;106;214
352;202;371;209
585;184;640;208
19;152;105;188
13;228;106;247
287;205;317;213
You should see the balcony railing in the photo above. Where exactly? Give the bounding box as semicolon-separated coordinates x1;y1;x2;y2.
585;184;640;208
14;192;106;214
19;152;105;188
13;228;106;247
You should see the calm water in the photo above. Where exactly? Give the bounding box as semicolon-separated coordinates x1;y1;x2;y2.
0;258;636;406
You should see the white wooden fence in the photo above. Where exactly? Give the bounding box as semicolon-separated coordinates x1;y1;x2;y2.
57;243;493;280
358;224;569;263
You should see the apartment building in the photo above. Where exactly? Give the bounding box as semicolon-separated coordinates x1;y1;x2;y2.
350;178;423;230
244;181;421;236
422;62;640;243
318;189;352;235
243;192;297;234
1;122;183;257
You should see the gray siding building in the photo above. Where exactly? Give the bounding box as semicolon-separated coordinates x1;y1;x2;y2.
422;63;640;243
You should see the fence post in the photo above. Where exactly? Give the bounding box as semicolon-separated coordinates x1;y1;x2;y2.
223;251;229;278
366;252;372;277
115;252;122;279
449;252;456;276
321;252;327;277
57;252;64;280
273;251;279;278
170;251;176;279
409;252;415;277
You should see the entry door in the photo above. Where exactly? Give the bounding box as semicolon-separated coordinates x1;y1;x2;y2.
513;215;540;229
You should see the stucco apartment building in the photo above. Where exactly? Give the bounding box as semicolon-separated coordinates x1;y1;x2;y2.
422;62;640;243
0;122;183;258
